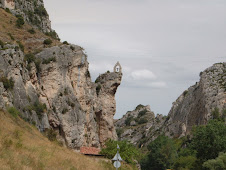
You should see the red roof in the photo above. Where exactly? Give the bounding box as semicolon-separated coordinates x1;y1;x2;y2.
80;147;101;155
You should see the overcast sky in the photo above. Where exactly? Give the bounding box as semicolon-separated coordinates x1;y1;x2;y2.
44;0;226;119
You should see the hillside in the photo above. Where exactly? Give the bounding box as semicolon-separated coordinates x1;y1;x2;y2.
0;109;137;170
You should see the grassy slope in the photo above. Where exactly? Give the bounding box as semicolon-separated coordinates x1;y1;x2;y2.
0;110;137;170
0;8;60;54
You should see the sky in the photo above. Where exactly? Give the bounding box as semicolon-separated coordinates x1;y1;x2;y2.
44;0;226;119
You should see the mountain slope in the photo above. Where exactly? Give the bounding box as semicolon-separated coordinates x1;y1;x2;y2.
0;109;104;170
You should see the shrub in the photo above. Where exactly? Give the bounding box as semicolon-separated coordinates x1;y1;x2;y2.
28;28;36;34
5;8;11;13
45;129;57;141
42;57;56;64
138;109;147;118
43;38;52;45
27;101;47;120
125;116;133;126
138;118;148;124
212;107;220;120
16;41;24;52
100;140;140;164
62;108;68;114
116;128;124;138
16;15;25;28
96;84;101;96
0;77;14;90
7;33;15;40
70;45;75;51
135;104;144;110
203;152;226;170
34;5;48;17
24;53;36;64
0;40;4;48
63;41;69;45
7;106;21;118
45;30;59;40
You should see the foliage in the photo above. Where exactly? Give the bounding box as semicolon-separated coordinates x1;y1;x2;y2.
34;5;48;17
7;107;21;118
24;53;36;64
116;128;124;138
100;140;140;164
138;118;148;124
7;33;14;40
140;135;177;170
203;152;226;170
27;101;47;120
173;155;197;170
191;120;226;162
63;41;69;45
96;84;101;96
135;104;144;110
0;76;14;90
45;30;59;40
70;45;75;51
212;107;220;120
138;109;147;118
125;115;133;126
16;41;24;52
28;28;36;34
43;38;52;45
5;8;11;13
16;15;25;28
42;57;56;64
62;108;68;114
0;40;4;48
45;129;57;142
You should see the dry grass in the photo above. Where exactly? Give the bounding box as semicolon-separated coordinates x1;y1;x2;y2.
0;8;61;54
0;110;137;170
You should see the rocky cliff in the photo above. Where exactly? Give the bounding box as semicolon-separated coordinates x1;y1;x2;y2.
0;0;54;34
115;63;226;148
0;0;122;150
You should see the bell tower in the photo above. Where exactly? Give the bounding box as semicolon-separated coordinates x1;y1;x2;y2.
114;61;122;73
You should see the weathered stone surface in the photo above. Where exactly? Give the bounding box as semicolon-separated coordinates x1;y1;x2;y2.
0;43;122;150
115;63;226;147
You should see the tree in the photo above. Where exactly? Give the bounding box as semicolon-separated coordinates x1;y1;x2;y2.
191;120;226;162
100;140;140;164
203;152;226;170
140;135;177;170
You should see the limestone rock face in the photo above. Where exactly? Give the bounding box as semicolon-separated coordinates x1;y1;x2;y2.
115;63;225;147
163;62;226;138
1;0;52;33
0;44;122;149
115;105;165;147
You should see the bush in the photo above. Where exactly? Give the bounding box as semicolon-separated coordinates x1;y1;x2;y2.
138;118;148;124
45;30;59;40
7;33;15;40
5;8;11;13
34;5;48;17
43;38;52;45
116;128;124;138
100;140;140;164
96;84;101;96
7;107;21;118
16;41;24;52
0;40;4;48
135;104;144;110
70;45;75;51
24;53;36;64
212;107;220;120
203;152;226;170
26;101;47;120
16;15;25;28
42;57;56;64
62;108;68;114
63;41;69;45
28;28;36;34
138;109;147;118
45;129;57;141
0;77;14;90
125;116;133;126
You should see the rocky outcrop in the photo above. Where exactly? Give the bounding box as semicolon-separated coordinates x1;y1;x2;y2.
115;63;226;148
0;42;122;149
115;105;166;147
163;62;226;138
1;0;53;33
